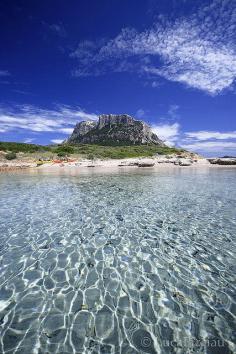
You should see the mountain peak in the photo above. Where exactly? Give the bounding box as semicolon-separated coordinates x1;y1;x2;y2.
66;114;165;146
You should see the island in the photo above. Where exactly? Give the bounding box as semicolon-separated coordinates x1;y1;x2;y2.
0;114;234;172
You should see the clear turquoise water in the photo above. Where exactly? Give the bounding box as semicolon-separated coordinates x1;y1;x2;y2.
0;167;236;354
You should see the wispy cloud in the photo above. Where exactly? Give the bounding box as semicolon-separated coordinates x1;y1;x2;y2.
42;22;67;38
151;123;236;155
59;127;74;134
71;0;236;94
152;123;180;147
168;105;180;120
49;23;66;37
185;131;236;141
0;104;97;134
181;128;236;155
151;81;160;88
51;139;64;144
0;128;7;133
12;89;32;96
0;70;10;77
24;138;35;144
136;109;146;118
181;141;236;153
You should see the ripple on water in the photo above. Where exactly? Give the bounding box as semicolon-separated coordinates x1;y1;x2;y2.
0;169;236;353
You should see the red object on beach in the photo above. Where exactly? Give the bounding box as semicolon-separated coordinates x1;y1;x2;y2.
53;159;77;164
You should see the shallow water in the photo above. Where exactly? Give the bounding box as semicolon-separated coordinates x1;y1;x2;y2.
0;167;236;354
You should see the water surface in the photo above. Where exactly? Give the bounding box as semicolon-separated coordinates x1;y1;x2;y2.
0;167;236;353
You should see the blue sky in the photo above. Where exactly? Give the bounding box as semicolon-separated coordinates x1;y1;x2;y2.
0;0;236;156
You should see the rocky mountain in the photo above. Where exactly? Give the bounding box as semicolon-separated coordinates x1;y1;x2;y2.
65;114;165;146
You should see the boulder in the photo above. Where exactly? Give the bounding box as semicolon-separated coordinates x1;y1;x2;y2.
138;160;155;167
118;160;138;167
208;158;236;165
179;159;193;166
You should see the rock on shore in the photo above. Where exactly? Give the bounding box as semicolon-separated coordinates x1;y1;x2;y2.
0;162;36;171
208;157;236;165
0;155;212;171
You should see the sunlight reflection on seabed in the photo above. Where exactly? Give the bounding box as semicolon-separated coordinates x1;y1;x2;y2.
0;168;235;353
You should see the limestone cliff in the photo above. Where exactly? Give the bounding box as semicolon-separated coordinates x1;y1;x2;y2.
65;114;165;146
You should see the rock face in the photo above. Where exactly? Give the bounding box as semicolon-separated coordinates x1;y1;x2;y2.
65;114;165;146
208;158;236;165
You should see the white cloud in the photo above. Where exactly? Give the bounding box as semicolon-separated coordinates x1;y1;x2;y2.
51;139;64;144
0;70;10;77
71;0;236;94
181;127;236;155
181;141;236;152
59;127;74;134
42;22;67;38
151;81;160;88
49;24;66;37
152;123;180;147
185;131;236;141
136;109;145;118
151;124;236;155
24;138;35;144
0;104;97;134
168;105;179;119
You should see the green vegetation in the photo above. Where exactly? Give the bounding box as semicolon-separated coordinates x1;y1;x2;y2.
57;152;67;157
54;145;75;155
66;144;183;159
87;153;95;160
0;141;50;153
5;152;17;160
0;141;185;160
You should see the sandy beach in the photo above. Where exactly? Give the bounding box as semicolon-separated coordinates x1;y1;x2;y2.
1;156;232;173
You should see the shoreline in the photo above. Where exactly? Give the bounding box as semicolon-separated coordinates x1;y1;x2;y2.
1;157;236;173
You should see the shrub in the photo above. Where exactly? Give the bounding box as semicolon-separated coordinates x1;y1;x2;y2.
87;153;95;160
57;151;67;157
0;142;48;153
5;152;17;160
54;145;74;154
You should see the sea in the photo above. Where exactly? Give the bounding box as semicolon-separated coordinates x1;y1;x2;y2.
0;166;235;353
